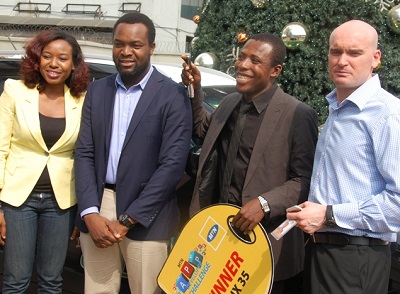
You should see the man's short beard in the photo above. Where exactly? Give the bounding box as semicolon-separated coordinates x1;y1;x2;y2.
116;62;149;81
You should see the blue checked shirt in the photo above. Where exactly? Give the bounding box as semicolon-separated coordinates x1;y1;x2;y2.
309;75;400;242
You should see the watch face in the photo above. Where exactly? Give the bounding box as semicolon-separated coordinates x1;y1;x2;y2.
261;202;270;213
258;196;270;214
119;214;134;229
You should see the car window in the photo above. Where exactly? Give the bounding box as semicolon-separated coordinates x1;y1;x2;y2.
87;63;116;81
0;57;236;103
0;59;20;93
0;59;116;93
202;86;236;109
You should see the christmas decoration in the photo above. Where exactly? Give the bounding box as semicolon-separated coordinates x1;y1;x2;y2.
387;4;400;33
374;61;382;70
366;0;397;12
251;0;269;9
194;52;219;69
281;22;309;49
237;32;249;43
190;37;199;49
193;0;400;124
193;14;201;24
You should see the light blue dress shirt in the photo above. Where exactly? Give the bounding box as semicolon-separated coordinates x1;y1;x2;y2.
81;66;154;218
105;67;154;184
309;75;400;242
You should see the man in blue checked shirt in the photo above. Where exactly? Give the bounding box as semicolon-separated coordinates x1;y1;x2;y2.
287;20;400;294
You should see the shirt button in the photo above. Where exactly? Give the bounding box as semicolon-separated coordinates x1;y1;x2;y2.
44;151;49;156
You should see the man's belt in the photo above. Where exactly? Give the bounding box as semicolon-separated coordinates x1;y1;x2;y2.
311;232;389;246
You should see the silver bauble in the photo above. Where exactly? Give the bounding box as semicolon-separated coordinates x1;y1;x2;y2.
251;0;269;9
281;22;309;49
387;4;400;34
190;37;199;50
194;52;219;69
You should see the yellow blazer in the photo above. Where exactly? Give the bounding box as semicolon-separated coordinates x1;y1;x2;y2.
0;79;85;209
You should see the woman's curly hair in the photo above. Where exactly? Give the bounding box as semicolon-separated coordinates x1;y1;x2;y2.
20;29;90;97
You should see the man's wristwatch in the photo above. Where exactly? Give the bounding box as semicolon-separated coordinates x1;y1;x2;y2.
257;196;271;215
118;213;135;230
324;205;336;227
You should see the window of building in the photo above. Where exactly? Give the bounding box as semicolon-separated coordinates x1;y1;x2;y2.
118;3;141;13
13;2;51;13
185;36;194;53
62;4;101;15
181;0;203;20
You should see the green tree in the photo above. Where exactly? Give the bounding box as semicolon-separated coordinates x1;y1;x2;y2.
192;0;400;124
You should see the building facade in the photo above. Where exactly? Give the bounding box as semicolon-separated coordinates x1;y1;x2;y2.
0;1;203;62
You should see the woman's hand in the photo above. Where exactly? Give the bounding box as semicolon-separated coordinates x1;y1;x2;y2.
0;212;6;246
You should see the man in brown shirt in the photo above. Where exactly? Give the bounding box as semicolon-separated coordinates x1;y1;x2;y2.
182;33;318;293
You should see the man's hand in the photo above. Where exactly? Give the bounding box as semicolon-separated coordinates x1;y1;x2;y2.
109;220;130;243
83;213;120;248
0;212;6;246
286;201;326;235
231;198;265;234
181;54;202;91
70;226;80;247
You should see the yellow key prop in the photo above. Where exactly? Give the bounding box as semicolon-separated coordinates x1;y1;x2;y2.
157;204;274;294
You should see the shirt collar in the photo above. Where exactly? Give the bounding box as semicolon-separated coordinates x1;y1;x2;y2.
115;65;154;91
245;83;278;114
326;74;381;110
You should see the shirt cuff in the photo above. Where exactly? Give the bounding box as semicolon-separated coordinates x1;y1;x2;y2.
333;202;360;229
81;206;99;219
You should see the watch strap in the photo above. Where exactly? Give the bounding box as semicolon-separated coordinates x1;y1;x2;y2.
257;196;270;215
119;213;135;229
324;205;336;227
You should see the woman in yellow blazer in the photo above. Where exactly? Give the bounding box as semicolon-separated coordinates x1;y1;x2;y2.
0;29;89;293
